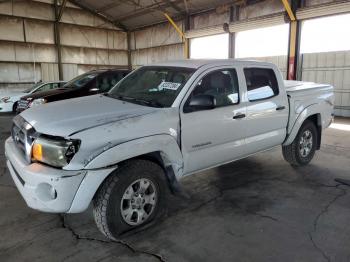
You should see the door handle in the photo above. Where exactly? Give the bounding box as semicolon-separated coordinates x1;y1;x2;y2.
276;106;285;111
233;113;246;119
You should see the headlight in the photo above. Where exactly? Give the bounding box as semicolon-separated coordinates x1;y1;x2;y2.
0;97;10;103
32;136;80;167
30;98;47;107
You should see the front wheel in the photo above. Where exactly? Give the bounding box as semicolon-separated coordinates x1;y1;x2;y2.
93;160;167;240
282;120;318;166
12;102;18;113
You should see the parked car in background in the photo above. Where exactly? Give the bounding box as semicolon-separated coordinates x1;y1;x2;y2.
0;81;66;113
16;69;130;113
5;60;333;240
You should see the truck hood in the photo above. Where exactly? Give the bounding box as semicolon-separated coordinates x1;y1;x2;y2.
20;94;158;137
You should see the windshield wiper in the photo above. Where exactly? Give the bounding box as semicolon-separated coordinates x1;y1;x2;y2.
105;93;163;108
109;94;163;108
133;98;163;108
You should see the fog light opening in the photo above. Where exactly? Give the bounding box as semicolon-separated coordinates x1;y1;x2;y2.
35;183;57;202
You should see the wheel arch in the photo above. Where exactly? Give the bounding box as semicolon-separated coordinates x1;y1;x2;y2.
283;103;322;148
68;135;183;213
125;151;183;193
305;114;322;150
12;101;18;112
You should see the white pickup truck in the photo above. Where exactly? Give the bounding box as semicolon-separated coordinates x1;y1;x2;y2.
5;59;334;240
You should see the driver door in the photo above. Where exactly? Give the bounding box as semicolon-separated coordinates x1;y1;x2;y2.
180;67;247;175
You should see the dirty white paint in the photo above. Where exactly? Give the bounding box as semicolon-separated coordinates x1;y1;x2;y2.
131;22;183;50
0;0;126;91
0;63;41;83
41;63;59;81
59;24;127;50
131;44;184;67
239;0;284;20
0;17;24;42
301;51;350;117
25;20;55;44
192;10;229;30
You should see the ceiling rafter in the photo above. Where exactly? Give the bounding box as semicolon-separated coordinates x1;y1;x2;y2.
162;0;185;14
113;0;185;22
95;2;122;13
69;0;128;31
57;0;68;22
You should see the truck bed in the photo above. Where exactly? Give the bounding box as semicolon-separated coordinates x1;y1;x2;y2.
284;80;334;137
284;80;333;95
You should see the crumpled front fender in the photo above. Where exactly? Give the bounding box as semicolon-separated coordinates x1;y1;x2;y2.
84;134;184;179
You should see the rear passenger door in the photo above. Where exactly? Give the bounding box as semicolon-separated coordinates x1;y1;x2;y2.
243;67;288;154
181;67;247;174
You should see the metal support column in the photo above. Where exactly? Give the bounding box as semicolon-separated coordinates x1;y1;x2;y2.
54;0;63;80
184;15;190;59
287;21;301;80
283;0;301;80
127;31;132;70
228;6;239;58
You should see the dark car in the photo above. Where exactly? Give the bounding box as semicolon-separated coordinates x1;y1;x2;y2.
17;69;130;113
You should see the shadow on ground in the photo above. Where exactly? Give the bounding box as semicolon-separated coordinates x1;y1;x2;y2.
0;114;349;262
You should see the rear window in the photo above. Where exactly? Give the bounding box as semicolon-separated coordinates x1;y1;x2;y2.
63;73;98;88
244;68;279;101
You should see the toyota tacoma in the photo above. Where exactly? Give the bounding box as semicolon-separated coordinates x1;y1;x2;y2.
5;59;334;240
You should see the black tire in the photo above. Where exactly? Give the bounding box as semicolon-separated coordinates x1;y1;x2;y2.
12;102;18;113
93;159;167;240
282;120;318;166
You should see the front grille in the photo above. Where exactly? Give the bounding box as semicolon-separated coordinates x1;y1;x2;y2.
17;99;30;111
11;115;36;163
12;124;26;154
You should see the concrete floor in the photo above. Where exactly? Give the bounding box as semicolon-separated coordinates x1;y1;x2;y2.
0;114;349;262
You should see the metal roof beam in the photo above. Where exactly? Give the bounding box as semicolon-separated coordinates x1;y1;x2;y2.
114;0;184;22
57;0;68;22
69;0;128;31
96;2;122;13
162;0;185;14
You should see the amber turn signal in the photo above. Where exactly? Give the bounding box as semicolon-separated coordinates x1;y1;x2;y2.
32;143;43;161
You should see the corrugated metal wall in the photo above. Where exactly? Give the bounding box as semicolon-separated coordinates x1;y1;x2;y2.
130;22;184;68
301;51;350;117
0;0;128;93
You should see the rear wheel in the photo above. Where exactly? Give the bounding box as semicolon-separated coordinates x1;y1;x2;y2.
93;159;167;240
282;120;317;166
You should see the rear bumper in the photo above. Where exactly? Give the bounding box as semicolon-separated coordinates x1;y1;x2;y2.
5;137;86;213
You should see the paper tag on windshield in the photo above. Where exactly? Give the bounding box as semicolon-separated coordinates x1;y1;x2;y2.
158;82;181;91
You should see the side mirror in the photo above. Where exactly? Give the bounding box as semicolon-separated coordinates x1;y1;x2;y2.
186;94;216;112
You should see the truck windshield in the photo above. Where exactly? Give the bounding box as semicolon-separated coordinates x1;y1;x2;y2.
63;72;99;89
108;66;195;107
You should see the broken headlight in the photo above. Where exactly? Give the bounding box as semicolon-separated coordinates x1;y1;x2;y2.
32;136;80;167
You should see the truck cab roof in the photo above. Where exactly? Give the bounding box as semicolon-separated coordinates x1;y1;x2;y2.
150;59;277;69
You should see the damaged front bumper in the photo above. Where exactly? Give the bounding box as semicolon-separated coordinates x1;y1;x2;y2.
5;137;87;213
